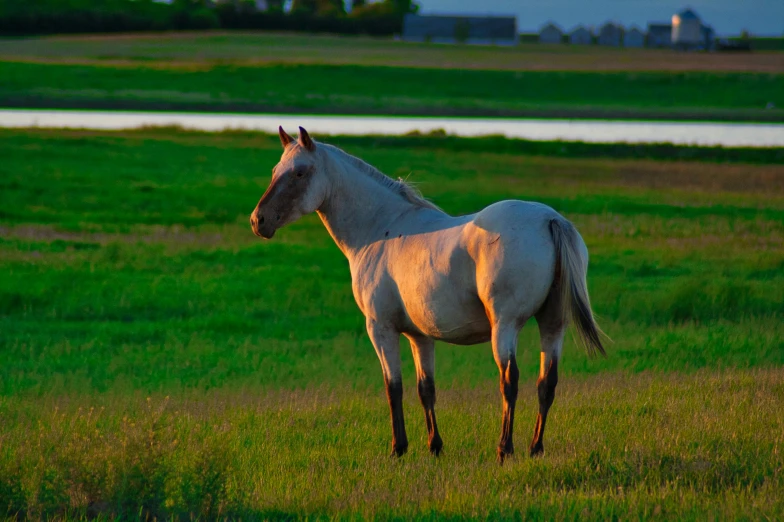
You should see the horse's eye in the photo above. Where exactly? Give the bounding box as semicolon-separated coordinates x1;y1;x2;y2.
296;171;303;178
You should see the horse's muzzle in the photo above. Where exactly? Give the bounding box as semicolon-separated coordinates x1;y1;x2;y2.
250;213;276;239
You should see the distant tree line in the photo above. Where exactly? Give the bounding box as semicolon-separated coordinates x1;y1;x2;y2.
0;0;418;36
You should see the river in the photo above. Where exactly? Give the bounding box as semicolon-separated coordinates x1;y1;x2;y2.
1;109;782;147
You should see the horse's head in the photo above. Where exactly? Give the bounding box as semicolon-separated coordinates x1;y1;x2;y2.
250;126;329;239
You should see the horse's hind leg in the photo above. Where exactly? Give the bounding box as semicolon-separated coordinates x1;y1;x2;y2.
406;334;443;456
530;289;565;457
492;322;520;464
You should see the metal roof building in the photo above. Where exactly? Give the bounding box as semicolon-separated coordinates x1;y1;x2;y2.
597;22;622;46
647;23;672;47
539;22;563;44
568;26;593;45
624;26;645;47
402;14;517;45
700;24;715;50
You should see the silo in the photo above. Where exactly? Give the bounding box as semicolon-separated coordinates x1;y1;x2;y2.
672;9;701;48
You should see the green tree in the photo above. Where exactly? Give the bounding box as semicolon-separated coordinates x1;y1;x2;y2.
215;0;259;13
388;0;418;14
266;0;284;12
290;0;317;14
291;0;345;17
172;0;213;8
238;0;259;13
454;19;470;43
316;0;345;17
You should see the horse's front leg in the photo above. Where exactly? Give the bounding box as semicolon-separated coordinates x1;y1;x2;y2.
406;334;443;456
492;322;520;464
367;320;408;457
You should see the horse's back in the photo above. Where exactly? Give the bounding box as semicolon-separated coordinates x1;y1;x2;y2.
472;200;560;233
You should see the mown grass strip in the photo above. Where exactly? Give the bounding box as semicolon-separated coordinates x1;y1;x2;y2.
329;133;784;165
20;126;780;165
1;61;783;121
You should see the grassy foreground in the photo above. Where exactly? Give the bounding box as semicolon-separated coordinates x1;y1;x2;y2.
1;129;783;518
2;371;782;519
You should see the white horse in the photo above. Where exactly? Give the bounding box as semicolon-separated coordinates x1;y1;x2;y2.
251;127;605;462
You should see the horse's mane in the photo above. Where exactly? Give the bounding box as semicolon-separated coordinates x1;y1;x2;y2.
321;143;442;212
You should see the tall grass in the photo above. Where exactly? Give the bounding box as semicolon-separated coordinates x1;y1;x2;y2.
1;371;782;519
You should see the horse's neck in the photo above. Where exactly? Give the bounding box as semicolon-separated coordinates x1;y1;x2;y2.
316;152;414;260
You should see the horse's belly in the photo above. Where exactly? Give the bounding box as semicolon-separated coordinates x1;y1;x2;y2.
402;288;492;345
436;324;492;345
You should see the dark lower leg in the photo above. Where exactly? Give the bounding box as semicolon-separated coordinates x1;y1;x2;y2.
385;378;408;457
530;357;558;456
497;356;519;463
417;375;443;455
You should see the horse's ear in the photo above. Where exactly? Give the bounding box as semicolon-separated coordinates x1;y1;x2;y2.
279;126;294;148
298;126;315;152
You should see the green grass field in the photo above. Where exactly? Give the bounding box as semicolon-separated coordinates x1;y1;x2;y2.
1;32;783;121
1;128;783;519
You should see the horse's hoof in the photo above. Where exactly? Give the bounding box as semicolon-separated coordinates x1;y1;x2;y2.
429;434;443;456
429;441;443;457
529;442;544;457
390;442;408;458
497;445;514;465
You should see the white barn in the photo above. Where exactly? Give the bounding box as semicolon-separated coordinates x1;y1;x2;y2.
624;26;645;47
672;8;701;49
569;26;593;45
539;23;563;44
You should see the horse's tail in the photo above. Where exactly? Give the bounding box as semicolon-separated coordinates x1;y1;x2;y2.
549;218;606;357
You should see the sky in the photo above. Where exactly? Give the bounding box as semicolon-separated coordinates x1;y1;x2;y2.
417;0;784;36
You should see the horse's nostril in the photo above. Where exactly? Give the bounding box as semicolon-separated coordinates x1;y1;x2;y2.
259;216;265;224
276;214;281;221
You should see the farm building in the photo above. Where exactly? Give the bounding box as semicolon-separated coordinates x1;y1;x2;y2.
568;25;592;45
597;22;622;46
402;14;517;45
539;23;563;44
672;8;702;49
647;23;672;47
669;9;716;50
624;26;645;47
700;24;715;50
